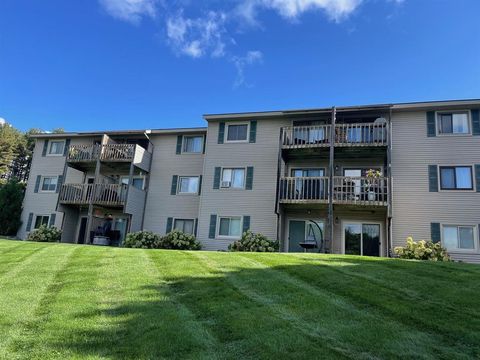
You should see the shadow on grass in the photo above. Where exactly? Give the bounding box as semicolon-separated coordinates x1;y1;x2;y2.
19;253;480;359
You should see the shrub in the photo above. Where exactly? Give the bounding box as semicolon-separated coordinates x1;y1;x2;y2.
27;225;62;242
123;231;161;249
229;230;279;252
159;230;201;250
0;180;24;236
394;237;450;261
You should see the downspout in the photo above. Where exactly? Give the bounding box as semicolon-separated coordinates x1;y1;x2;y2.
327;107;336;253
274;127;283;252
140;131;154;230
387;107;393;256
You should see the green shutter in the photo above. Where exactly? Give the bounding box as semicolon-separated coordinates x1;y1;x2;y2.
26;213;34;231
249;121;257;143
194;218;198;236
176;135;183;154
198;175;202;195
218;122;225;144
209;215;217;239
475;164;480;192
49;213;56;227
426;111;436;137
170;175;178;195
63;139;71;156
56;175;64;193
202;135;206;153
428;165;438;192
166;217;173;233
242;216;251;234
472;109;480;135
34;175;41;193
42;140;49;156
246;167;254;190
213;167;221;189
431;223;441;243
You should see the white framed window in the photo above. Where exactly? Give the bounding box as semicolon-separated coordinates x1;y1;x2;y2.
183;136;203;153
442;225;477;252
48;140;65;155
439;166;473;190
437;111;470;135
226;123;249;142
41;176;58;192
34;215;50;229
178;176;199;194
120;176;145;190
221;168;245;189
174;219;195;235
218;216;242;238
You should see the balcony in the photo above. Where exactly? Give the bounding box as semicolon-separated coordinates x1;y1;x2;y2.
281;122;388;149
278;176;389;206
59;183;128;207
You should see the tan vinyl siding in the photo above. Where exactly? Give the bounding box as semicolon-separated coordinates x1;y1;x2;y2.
197;119;289;250
391;110;480;262
142;133;205;235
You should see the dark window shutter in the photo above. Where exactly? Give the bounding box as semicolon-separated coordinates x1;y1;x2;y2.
49;213;56;227
42;140;49;156
472;109;480;135
170;175;178;195
249;120;257;143
209;215;217;239
166;217;173;233
194;218;198;237
246;167;254;190
202;135;206;153
34;175;41;193
26;213;34;231
428;165;438;192
475;164;480;192
242;216;251;234
63;139;71;156
431;223;441;243
218;122;225;144
176;135;183;154
426;111;436;137
213;167;221;189
198;175;202;195
56;175;64;193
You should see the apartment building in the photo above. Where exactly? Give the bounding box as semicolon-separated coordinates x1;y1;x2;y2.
17;99;480;263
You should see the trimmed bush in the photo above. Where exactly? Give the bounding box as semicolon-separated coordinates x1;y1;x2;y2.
159;230;201;250
229;230;279;252
394;237;450;261
27;225;62;242
123;231;161;249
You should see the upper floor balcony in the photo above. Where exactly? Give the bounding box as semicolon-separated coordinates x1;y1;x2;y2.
281;122;388;150
59;183;128;207
67;144;152;172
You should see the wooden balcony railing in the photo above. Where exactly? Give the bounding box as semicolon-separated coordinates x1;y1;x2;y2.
332;176;388;206
281;125;331;149
59;183;128;206
279;177;329;203
67;144;136;162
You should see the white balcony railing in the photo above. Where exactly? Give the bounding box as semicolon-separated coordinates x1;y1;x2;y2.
332;176;388;206
67;144;136;162
281;125;331;149
279;177;329;203
59;183;128;206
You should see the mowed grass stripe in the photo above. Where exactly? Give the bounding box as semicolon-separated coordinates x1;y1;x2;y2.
0;243;49;278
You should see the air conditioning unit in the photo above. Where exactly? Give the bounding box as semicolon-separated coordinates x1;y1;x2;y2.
221;181;231;188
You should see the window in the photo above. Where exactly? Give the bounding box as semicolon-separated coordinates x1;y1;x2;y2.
34;215;50;229
120;176;145;190
183;136;203;153
221;168;245;188
218;217;242;238
174;219;195;235
443;225;476;251
291;168;325;177
41;176;58;192
226;124;248;142
48;141;65;155
178;176;199;194
439;166;473;190
437;112;470;134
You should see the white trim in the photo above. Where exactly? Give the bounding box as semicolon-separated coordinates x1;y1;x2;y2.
341;220;383;257
181;135;204;154
220;167;246;190
286;218;325;253
216;216;243;240
441;224;478;253
176;175;200;195
437;164;475;192
40;176;58;193
435;110;472;137
225;122;250;143
47;140;66;156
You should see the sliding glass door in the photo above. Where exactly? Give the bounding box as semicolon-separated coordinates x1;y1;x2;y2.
344;223;380;257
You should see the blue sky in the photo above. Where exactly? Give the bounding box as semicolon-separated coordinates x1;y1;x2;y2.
1;0;479;132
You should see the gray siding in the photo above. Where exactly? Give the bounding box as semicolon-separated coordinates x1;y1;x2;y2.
125;186;147;232
391;110;480;263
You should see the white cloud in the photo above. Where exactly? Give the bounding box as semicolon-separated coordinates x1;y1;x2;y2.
99;0;158;24
166;11;228;59
232;50;263;88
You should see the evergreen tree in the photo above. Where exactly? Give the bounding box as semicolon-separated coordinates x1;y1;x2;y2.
0;180;25;236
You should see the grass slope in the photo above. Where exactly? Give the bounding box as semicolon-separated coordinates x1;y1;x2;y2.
0;240;479;359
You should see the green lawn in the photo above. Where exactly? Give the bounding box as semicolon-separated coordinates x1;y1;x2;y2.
0;240;479;359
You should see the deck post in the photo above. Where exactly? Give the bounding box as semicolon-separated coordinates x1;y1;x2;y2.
327;107;336;253
84;140;103;244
